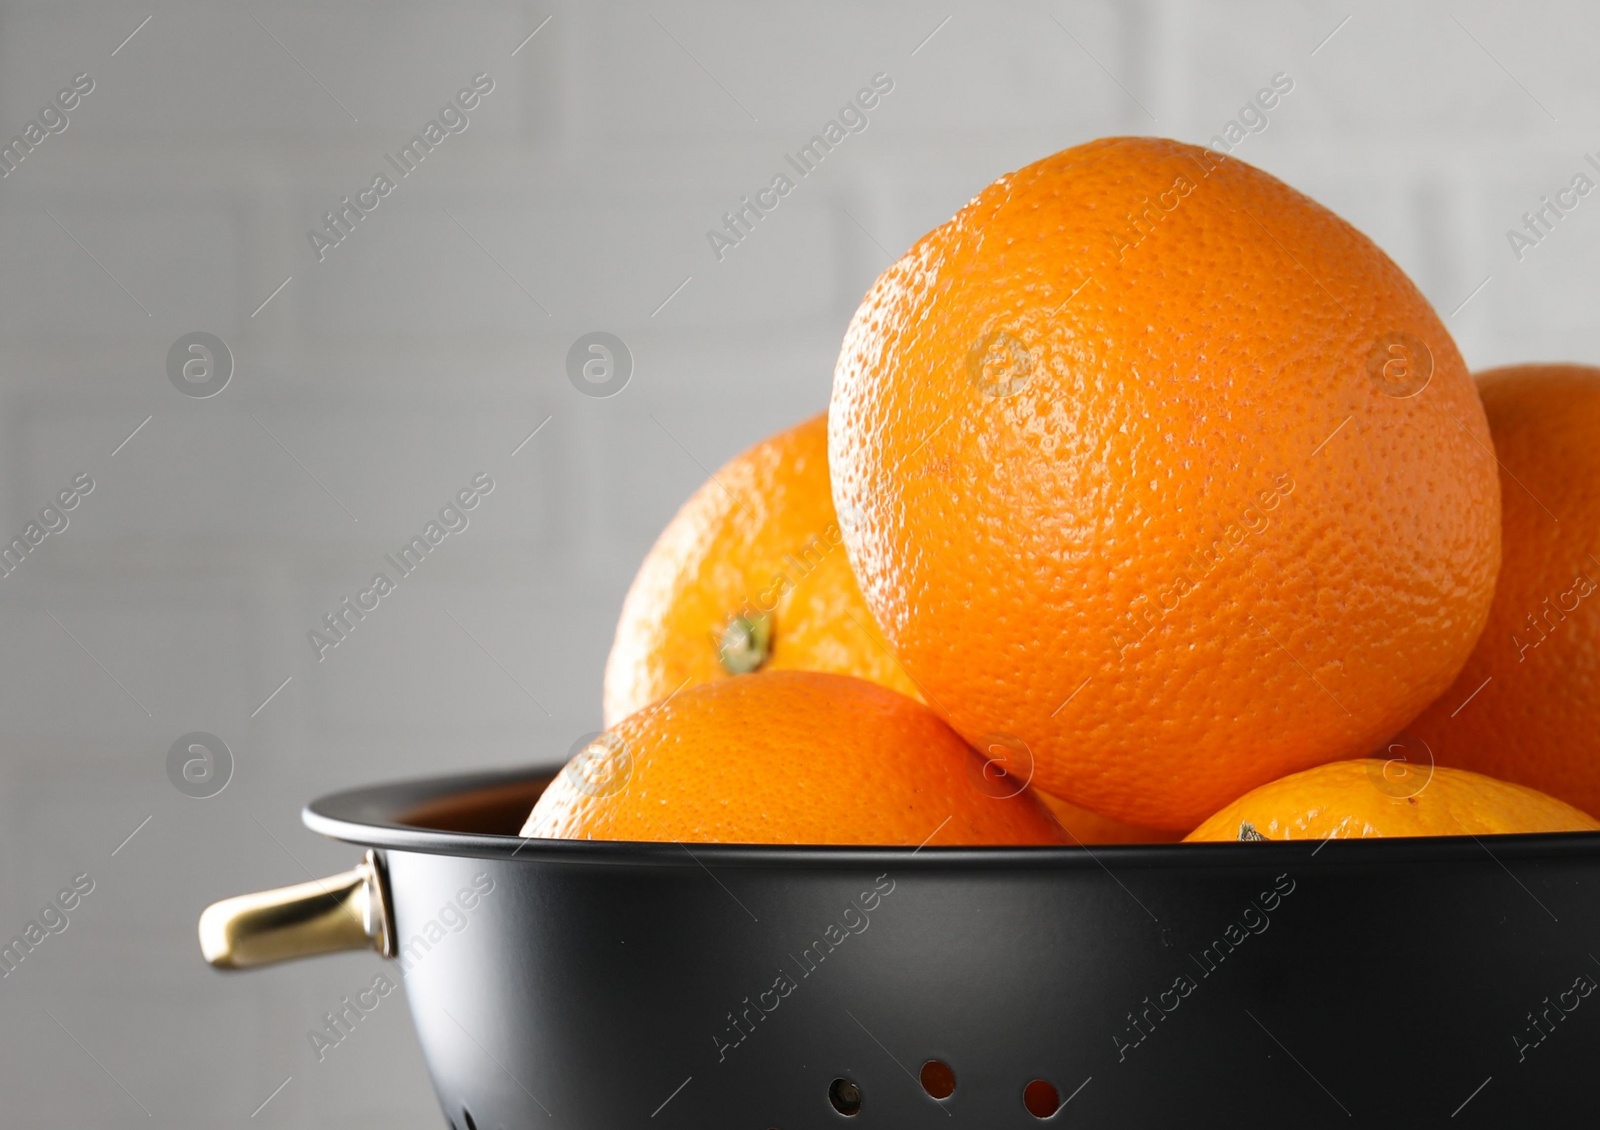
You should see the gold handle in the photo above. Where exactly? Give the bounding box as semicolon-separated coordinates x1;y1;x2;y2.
199;850;394;970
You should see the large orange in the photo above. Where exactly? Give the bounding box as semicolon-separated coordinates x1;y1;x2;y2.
523;670;1068;845
830;136;1501;830
1186;760;1599;841
1409;365;1600;817
602;413;917;726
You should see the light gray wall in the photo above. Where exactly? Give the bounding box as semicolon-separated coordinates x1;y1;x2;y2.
0;1;1593;1124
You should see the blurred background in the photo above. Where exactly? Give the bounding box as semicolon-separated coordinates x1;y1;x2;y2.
0;0;1595;1124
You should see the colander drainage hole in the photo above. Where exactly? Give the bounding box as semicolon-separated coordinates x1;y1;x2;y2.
461;1109;477;1130
1023;1078;1062;1118
919;1059;956;1100
828;1077;863;1116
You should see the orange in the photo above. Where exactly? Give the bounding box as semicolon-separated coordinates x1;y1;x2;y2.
522;669;1068;845
1186;759;1599;841
1409;365;1600;817
829;136;1501;830
1037;791;1182;845
602;412;917;726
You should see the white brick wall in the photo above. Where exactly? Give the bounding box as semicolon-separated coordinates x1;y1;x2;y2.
3;0;1600;1123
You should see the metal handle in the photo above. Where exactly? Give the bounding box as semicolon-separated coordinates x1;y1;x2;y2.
199;850;394;970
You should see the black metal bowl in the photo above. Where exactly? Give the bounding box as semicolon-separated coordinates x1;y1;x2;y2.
199;768;1600;1126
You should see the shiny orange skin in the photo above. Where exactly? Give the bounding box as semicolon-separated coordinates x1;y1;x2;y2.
1409;366;1600;817
1038;791;1182;844
1186;759;1599;841
830;136;1501;830
524;670;1069;846
603;413;917;726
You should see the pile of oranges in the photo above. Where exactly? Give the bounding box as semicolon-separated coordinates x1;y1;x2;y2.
524;137;1600;847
